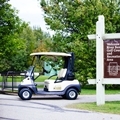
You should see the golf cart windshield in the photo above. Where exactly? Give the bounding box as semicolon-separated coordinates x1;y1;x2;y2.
25;66;34;77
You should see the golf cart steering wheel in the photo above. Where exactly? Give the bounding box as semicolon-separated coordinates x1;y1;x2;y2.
42;67;50;74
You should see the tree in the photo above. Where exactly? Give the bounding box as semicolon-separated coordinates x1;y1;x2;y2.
18;26;52;69
40;0;120;85
0;0;52;72
0;0;27;71
33;27;52;52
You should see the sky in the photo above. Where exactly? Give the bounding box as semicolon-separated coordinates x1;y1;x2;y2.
9;0;49;32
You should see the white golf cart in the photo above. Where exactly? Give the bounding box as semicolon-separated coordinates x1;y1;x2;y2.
18;52;81;100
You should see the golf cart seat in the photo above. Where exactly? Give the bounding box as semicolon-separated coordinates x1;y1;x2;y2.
44;68;67;84
44;68;67;91
57;68;67;80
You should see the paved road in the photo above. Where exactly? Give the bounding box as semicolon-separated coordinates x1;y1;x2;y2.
0;94;120;120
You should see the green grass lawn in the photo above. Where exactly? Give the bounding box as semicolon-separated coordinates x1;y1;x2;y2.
0;75;56;82
66;101;120;114
81;88;120;95
68;88;120;115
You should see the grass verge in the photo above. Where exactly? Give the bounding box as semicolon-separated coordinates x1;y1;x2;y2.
81;89;120;95
71;89;120;115
66;101;120;114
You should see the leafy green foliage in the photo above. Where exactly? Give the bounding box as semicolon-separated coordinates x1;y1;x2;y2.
71;40;96;85
0;0;52;72
33;27;52;52
40;0;120;85
17;26;52;69
0;0;28;71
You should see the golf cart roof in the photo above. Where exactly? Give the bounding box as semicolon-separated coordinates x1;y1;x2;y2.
30;52;71;57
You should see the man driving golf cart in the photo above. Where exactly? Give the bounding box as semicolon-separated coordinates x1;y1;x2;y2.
18;52;81;100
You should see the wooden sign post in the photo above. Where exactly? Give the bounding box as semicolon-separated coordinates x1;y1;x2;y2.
88;15;120;106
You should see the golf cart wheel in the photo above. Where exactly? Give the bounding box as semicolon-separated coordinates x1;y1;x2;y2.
19;88;32;100
66;88;78;100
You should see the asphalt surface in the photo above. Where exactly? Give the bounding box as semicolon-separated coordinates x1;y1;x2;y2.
0;93;120;120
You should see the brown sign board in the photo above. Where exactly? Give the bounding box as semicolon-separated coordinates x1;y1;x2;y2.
104;39;120;78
